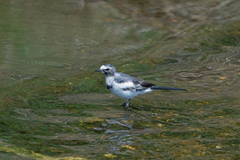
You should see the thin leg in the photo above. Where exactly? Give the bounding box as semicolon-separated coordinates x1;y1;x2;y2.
122;99;131;107
125;99;130;109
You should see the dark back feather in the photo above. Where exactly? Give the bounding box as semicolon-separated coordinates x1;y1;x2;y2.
140;80;155;87
115;72;155;88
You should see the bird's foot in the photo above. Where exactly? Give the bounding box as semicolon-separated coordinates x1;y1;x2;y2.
122;99;131;108
121;102;126;107
121;102;130;110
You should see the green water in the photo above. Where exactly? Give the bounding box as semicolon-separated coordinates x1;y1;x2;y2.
0;0;240;159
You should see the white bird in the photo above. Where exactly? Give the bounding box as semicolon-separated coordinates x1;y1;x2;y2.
95;64;187;108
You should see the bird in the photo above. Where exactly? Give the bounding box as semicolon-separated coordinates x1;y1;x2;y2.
95;64;187;109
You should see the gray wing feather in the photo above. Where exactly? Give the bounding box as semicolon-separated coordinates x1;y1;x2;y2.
115;72;140;84
115;72;155;88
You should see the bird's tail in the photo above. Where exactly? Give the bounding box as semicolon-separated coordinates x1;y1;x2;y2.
151;87;187;91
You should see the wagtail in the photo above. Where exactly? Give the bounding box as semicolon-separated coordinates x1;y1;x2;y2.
95;64;187;108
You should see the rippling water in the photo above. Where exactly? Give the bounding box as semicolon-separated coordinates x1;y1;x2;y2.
0;0;240;159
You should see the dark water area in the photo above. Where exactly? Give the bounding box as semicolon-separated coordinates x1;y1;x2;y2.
0;0;240;159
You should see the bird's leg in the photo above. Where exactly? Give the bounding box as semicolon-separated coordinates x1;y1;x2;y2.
122;99;131;107
125;99;130;109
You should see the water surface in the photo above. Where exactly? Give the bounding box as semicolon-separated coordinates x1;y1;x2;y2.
0;0;240;159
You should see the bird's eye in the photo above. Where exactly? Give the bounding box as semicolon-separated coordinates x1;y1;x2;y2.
106;68;110;71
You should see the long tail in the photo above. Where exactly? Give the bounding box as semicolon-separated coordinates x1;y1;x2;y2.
151;87;187;91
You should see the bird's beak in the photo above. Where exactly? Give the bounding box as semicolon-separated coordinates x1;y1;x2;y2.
94;69;102;72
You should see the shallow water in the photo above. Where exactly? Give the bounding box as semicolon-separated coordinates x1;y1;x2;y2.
0;0;240;159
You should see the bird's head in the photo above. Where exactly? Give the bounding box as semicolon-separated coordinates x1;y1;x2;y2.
95;64;116;76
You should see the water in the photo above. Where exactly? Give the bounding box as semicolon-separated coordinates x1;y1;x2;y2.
0;0;240;159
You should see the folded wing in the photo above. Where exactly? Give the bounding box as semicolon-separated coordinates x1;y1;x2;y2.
114;72;156;91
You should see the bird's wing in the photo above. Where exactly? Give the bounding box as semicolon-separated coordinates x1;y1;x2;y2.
114;72;155;90
114;72;140;90
138;80;155;88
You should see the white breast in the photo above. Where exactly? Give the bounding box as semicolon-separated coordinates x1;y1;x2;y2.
105;76;114;86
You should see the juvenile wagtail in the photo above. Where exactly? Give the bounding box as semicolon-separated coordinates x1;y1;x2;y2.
95;64;187;108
